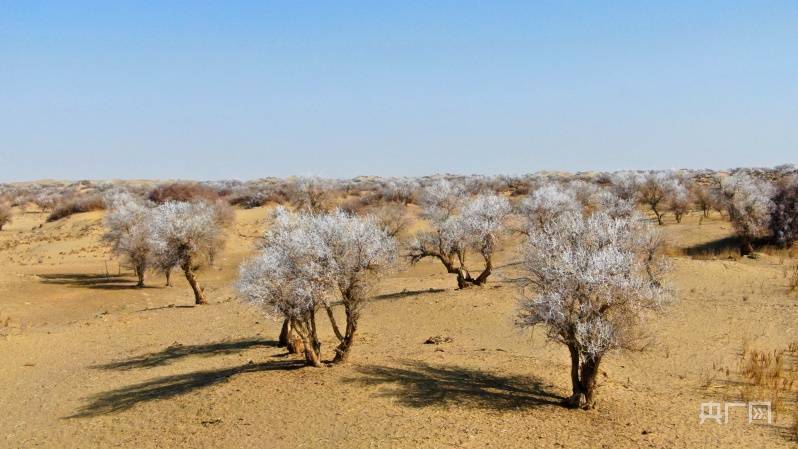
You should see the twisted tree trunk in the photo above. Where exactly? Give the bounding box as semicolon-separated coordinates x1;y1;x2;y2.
182;261;207;305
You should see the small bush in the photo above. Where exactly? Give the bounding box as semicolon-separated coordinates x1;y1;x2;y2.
148;182;219;204
46;194;105;222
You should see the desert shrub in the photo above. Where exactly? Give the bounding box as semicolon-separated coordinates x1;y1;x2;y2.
226;183;289;208
46;193;105;222
610;171;644;201
289;176;331;213
519;183;581;232
516;211;670;409
370;203;410;238
565;180;599;207
148;182;219;204
719;173;775;254
770;175;798;247
149;201;225;304
409;181;510;288
0;204;11;230
103;191;153;287
237;208;396;366
381;178;418;204
588;189;635;219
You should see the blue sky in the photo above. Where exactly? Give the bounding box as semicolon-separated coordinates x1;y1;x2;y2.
1;1;796;181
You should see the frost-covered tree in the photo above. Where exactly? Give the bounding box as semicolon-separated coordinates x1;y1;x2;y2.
238;210;331;366
290;176;330;213
457;194;511;284
589;189;635;219
770;176;798;247
0;203;11;231
420;179;463;222
149;201;225;304
315;211;396;362
610;171;643;202
517;211;670;409
103;191;153;287
409;187;510;288
519;184;582;232
237;208;396;365
719;173;775;254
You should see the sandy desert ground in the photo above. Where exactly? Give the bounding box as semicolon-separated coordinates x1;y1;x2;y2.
1;205;796;448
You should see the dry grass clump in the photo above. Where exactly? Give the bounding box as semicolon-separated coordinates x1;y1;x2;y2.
148;182;219;204
737;347;796;413
46;194;105;222
789;266;798;293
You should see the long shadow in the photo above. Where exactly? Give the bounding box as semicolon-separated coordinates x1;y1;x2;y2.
94;338;278;371
372;288;447;301
346;361;562;410
69;360;304;418
685;236;742;258
38;273;147;290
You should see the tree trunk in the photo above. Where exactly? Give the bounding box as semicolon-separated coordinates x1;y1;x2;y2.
472;257;492;285
563;346;602;410
653;207;663;225
182;262;207;305
332;305;358;364
579;357;601;409
279;319;290;347
291;318;321;367
135;267;145;288
740;238;754;256
279;319;303;354
164;268;172;287
564;345;583;408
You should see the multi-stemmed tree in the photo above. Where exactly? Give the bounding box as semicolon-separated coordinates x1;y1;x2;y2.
237;208;396;366
409;181;511;288
314;211;396;362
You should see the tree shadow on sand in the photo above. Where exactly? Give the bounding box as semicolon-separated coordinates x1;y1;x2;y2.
37;273;149;290
346;361;563;410
372;288;447;301
69;360;304;418
93;338;279;371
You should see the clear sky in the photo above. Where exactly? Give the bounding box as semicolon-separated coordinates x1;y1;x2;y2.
1;1;796;181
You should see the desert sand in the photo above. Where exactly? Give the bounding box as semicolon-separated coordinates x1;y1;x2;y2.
1;206;796;448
